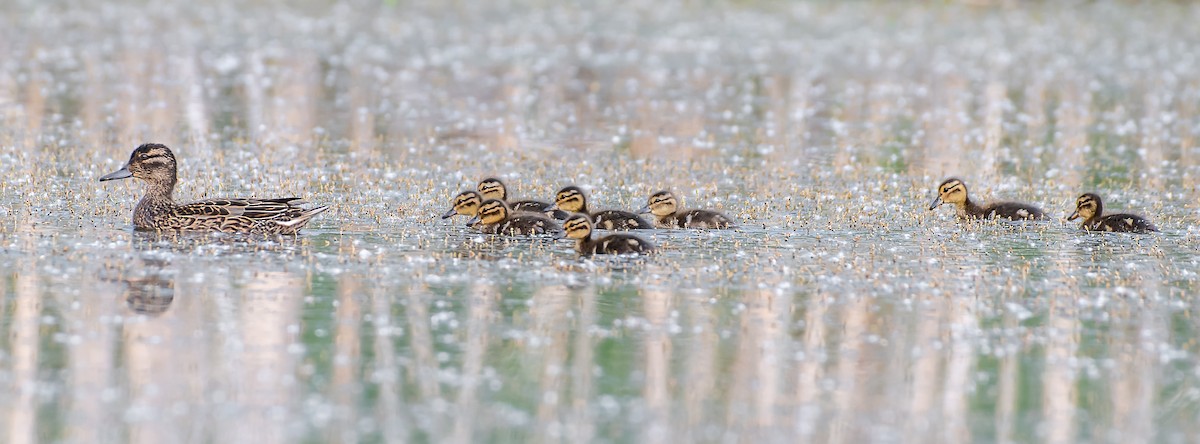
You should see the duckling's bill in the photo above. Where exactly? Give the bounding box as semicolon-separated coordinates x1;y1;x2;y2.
928;195;943;210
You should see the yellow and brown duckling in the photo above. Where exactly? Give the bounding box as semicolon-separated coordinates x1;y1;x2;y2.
441;190;484;228
638;190;734;229
562;214;654;255
477;177;568;220
551;186;652;230
100;143;328;234
1068;193;1158;233
468;199;563;236
928;178;1045;221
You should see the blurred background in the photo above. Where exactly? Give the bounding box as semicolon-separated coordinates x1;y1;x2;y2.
0;0;1199;442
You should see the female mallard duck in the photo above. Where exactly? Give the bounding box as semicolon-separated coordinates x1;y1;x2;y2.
477;177;568;219
928;178;1045;220
562;214;654;255
638;190;734;229
441;190;483;226
1068;193;1158;233
468;199;563;236
99;143;329;234
551;186;652;230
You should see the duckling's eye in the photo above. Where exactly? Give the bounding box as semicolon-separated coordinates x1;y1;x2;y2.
942;187;950;193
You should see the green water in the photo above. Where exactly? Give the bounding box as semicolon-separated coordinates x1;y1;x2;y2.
1;1;1199;443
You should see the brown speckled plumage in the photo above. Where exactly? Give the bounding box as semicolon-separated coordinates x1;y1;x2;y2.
1068;193;1157;233
552;186;652;230
562;214;653;255
100;143;329;234
638;190;734;229
470;199;563;236
928;178;1045;221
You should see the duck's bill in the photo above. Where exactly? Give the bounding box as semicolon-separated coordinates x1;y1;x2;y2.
441;208;458;219
99;165;133;181
1066;211;1080;221
927;195;942;210
466;216;481;225
637;205;651;214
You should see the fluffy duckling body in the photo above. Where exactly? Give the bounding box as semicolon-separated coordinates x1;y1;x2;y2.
469;199;563;236
1068;193;1157;233
552;186;651;230
638;190;733;229
477;177;568;219
562;214;654;255
928;178;1045;221
100;143;328;234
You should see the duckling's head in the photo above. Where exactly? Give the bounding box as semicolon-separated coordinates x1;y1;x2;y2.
477;178;508;201
639;190;678;216
469;199;510;225
562;214;594;239
553;186;588;213
1068;193;1102;222
442;191;482;219
928;178;968;210
100;143;178;186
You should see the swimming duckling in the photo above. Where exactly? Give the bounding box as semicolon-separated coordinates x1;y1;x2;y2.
477;177;568;219
1068;193;1157;233
638;190;734;229
468;199;563;236
562;214;654;255
551;186;652;230
928;178;1045;220
99;143;328;234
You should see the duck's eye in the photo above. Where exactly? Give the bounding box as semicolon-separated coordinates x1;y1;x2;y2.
942;187;950;193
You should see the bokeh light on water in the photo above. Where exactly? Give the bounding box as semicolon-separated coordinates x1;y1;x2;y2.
1;0;1199;442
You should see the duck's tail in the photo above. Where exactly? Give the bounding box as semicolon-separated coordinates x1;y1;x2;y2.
275;205;331;231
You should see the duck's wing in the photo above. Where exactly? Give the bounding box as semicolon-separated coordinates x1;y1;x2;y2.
985;202;1045;220
176;198;329;233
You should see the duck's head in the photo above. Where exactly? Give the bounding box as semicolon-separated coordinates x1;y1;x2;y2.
1068;193;1102;221
468;199;510;225
442;191;483;219
562;214;594;239
477;177;508;201
552;186;588;213
100;143;177;186
928;178;968;210
639;190;677;216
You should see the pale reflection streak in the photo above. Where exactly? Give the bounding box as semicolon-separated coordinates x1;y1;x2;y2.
683;291;719;442
450;281;498;444
530;284;571;443
330;276;364;443
565;285;598;443
725;282;790;436
827;296;868;444
226;271;303;444
640;286;671;444
794;294;828;440
7;266;39;444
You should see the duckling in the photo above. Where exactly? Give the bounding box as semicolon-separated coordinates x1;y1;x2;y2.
928;178;1045;220
441;191;484;229
1068;193;1157;233
468;199;563;236
551;186;652;230
562;214;654;255
638;190;734;229
99;143;328;234
477;177;568;219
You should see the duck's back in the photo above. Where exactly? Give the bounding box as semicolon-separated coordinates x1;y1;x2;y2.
592;210;652;230
659;209;734;229
983;201;1044;220
1093;213;1157;233
580;234;654;255
511;200;569;220
493;214;562;236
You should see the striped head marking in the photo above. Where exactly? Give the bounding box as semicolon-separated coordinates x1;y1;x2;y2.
554;186;587;213
641;190;678;216
442;191;482;219
1069;193;1101;221
477;178;508;200
929;178;967;210
563;214;594;239
476;199;510;225
100;143;178;184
